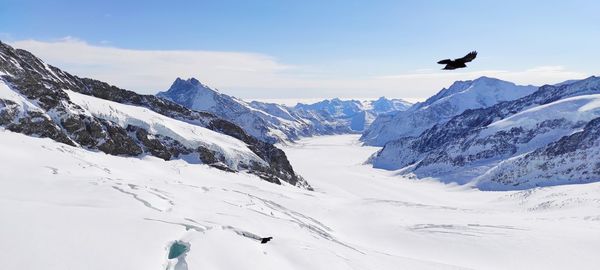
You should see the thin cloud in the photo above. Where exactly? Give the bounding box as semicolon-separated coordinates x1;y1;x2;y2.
10;38;294;94
6;38;592;100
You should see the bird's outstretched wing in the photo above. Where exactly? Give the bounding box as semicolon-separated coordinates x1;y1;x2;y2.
437;59;452;65
459;51;477;63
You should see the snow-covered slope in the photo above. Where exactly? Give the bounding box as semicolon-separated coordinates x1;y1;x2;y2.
66;89;265;169
2;133;599;270
158;78;312;143
476;117;600;190
361;77;537;146
370;76;600;190
158;79;412;143
0;40;307;188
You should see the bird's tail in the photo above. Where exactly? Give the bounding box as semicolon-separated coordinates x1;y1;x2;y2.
437;59;452;64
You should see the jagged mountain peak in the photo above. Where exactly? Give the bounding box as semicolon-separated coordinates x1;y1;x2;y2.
295;98;361;113
524;75;600;106
169;77;218;93
419;76;531;109
457;76;509;85
558;75;600;89
551;76;599;89
373;96;390;102
369;97;408;105
157;77;235;115
296;97;358;108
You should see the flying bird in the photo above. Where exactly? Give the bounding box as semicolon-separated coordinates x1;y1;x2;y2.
438;51;477;70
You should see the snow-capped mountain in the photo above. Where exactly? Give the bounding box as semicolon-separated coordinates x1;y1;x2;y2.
292;97;412;132
157;78;313;143
361;77;537;146
370;76;600;190
0;41;309;189
158;78;412;142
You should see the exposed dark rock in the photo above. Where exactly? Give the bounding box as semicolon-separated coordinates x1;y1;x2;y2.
541;118;600;157
4;110;75;146
208;118;307;188
196;146;219;164
61;115;105;147
0;40;309;189
479;117;600;189
0;99;19;125
97;120;143;156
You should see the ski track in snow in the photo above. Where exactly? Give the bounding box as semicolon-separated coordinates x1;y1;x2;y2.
1;131;600;269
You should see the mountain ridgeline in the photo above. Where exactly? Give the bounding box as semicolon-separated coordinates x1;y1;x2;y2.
365;75;600;190
0;41;310;189
158;78;412;143
361;77;538;146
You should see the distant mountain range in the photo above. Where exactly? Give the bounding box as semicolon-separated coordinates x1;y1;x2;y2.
158;78;411;143
366;75;600;190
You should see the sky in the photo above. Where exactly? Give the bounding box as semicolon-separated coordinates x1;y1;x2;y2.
1;0;599;102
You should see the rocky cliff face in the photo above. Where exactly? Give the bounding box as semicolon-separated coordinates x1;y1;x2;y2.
0;41;310;189
476;117;600;190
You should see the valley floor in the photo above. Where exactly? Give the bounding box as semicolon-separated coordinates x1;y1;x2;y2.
1;132;599;269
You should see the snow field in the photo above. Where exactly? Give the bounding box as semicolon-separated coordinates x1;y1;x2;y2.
0;132;599;269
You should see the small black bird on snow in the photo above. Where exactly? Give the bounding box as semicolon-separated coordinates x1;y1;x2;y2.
438;51;477;70
260;237;273;244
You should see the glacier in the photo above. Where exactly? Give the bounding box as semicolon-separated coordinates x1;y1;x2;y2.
1;132;599;269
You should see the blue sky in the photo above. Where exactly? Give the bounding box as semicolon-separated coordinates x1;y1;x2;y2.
1;0;599;101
